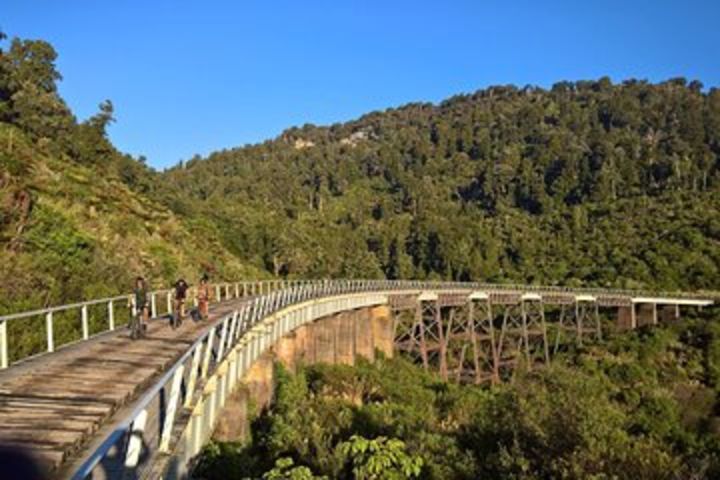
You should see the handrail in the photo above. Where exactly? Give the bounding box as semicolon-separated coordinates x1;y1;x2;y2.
0;294;131;322
64;279;717;479
0;280;304;368
1;280;715;323
70;281;381;478
0;279;716;369
0;279;301;322
70;311;218;480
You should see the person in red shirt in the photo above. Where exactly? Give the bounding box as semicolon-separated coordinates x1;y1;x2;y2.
197;274;210;320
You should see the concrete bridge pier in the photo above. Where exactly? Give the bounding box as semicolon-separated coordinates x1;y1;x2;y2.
636;303;658;327
212;304;393;442
617;302;683;330
617;303;658;329
2;282;712;480
659;304;681;323
617;305;636;330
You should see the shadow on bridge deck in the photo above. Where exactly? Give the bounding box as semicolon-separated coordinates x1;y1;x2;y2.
0;298;249;475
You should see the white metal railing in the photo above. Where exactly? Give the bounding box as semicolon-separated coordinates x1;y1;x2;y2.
0;279;716;370
68;282;385;479
62;279;718;479
0;280;309;369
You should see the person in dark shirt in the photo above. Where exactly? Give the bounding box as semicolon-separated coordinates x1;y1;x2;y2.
130;276;149;339
172;279;188;328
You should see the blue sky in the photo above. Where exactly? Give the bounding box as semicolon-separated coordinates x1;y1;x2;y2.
3;1;719;169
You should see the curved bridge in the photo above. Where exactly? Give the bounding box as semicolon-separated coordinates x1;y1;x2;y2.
0;280;714;479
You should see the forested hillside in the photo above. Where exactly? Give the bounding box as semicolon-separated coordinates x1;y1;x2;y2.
196;315;720;480
0;35;262;313
159;78;720;291
2;32;719;315
2;29;720;480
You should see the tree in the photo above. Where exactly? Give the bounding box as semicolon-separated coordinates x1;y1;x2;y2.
0;37;71;138
3;38;62;93
262;458;328;480
72;100;116;164
338;436;423;480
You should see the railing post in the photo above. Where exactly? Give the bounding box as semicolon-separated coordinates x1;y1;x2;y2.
244;305;253;331
260;296;269;318
46;312;54;353
107;301;115;331
235;283;240;298
81;305;89;340
268;293;276;313
159;365;185;453
167;292;173;314
151;293;157;318
281;289;288;308
184;343;204;408
215;285;222;303
124;409;148;469
227;311;239;346
201;327;216;379
217;317;230;360
0;320;7;369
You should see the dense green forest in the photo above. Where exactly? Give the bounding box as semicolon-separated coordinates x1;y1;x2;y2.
197;315;720;480
0;34;263;314
158;74;720;292
1;31;719;311
2;30;720;480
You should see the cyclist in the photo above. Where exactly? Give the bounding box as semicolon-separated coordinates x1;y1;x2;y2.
130;276;149;339
172;279;189;328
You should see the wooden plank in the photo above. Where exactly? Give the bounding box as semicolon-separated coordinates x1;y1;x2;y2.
0;395;112;410
0;297;249;473
0;428;86;445
0;403;111;414
0;419;96;433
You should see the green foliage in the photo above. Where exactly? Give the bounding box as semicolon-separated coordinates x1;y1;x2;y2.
0;37;72;139
262;458;327;480
338;435;423;480
0;34;266;316
2;32;720;477
463;365;680;479
699;321;720;390
199;314;720;479
155;79;720;289
2;32;719;314
194;441;261;479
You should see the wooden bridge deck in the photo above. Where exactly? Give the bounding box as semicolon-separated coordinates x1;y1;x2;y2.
0;298;247;474
0;284;714;477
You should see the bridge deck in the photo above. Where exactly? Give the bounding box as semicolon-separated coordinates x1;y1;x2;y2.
0;298;247;473
0;283;714;477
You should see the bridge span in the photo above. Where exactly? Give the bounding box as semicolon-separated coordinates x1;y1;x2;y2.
0;280;714;478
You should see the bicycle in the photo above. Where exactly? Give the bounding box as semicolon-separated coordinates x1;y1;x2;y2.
129;304;148;339
171;299;184;329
